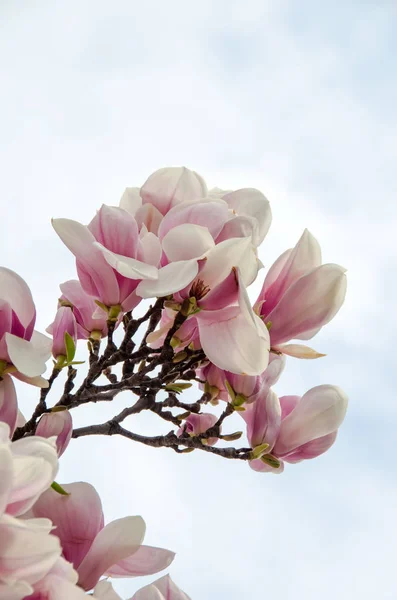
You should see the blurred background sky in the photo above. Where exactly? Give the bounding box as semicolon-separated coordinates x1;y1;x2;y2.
1;2;397;599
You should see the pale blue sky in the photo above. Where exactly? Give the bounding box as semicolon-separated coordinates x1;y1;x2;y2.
1;2;396;599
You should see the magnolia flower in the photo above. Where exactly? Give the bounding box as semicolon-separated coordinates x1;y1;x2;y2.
147;268;270;375
58;279;109;339
46;306;77;360
35;411;73;457
0;422;61;597
177;413;220;446
255;229;347;358
242;385;348;473
94;575;191;600
52;205;161;313
198;353;286;403
0;267;51;387
31;482;175;592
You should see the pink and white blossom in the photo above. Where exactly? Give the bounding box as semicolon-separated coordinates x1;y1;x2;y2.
255;229;347;356
47;306;77;359
31;481;175;592
35;411;73;457
177;413;219;446
94;575;191;600
0;267;51;386
59;280;108;339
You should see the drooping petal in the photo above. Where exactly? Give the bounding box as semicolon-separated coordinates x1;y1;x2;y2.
106;545;175;577
275;343;325;359
274;385;348;456
31;482;104;570
52;218;120;306
0;375;18;436
162;224;215;262
77;516;146;590
5;334;48;378
94;243;158;281
136;260;199;298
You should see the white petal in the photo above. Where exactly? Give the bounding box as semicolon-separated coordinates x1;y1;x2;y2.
94;243;158;280
119;187;142;215
162;224;215;262
136;260;199;298
5;334;47;377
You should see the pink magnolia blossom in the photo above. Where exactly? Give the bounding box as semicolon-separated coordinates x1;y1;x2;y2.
146;267;270;375
47;306;77;359
94;575;191;600
243;385;348;473
255;229;347;357
59;279;109;339
177;413;219;446
0;267;51;386
198;352;286;403
0;422;61;597
52;205;161;313
31;482;175;592
35;411;73;457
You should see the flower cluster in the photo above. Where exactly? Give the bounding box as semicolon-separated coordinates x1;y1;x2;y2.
0;166;348;598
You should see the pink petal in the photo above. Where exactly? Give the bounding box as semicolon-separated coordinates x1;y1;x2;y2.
134;204;163;235
283;431;338;463
200;268;239;310
275;385;348;456
52;218;120;306
35;411;73;457
50;307;77;358
198;236;252;290
31;482;104;570
0;267;36;331
0;375;18;436
279;395;300;420
137;230;162;267
242;388;281;449
88;205;139;259
267;263;347;346
132;585;163;600
140;167;207;215
106;545;175;577
77;516;146;590
158;200;229;241
0;581;33;600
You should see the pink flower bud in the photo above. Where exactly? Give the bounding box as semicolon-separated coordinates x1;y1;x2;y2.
177;413;219;446
49;306;77;359
255;229;346;350
59;280;108;340
36;410;73;457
